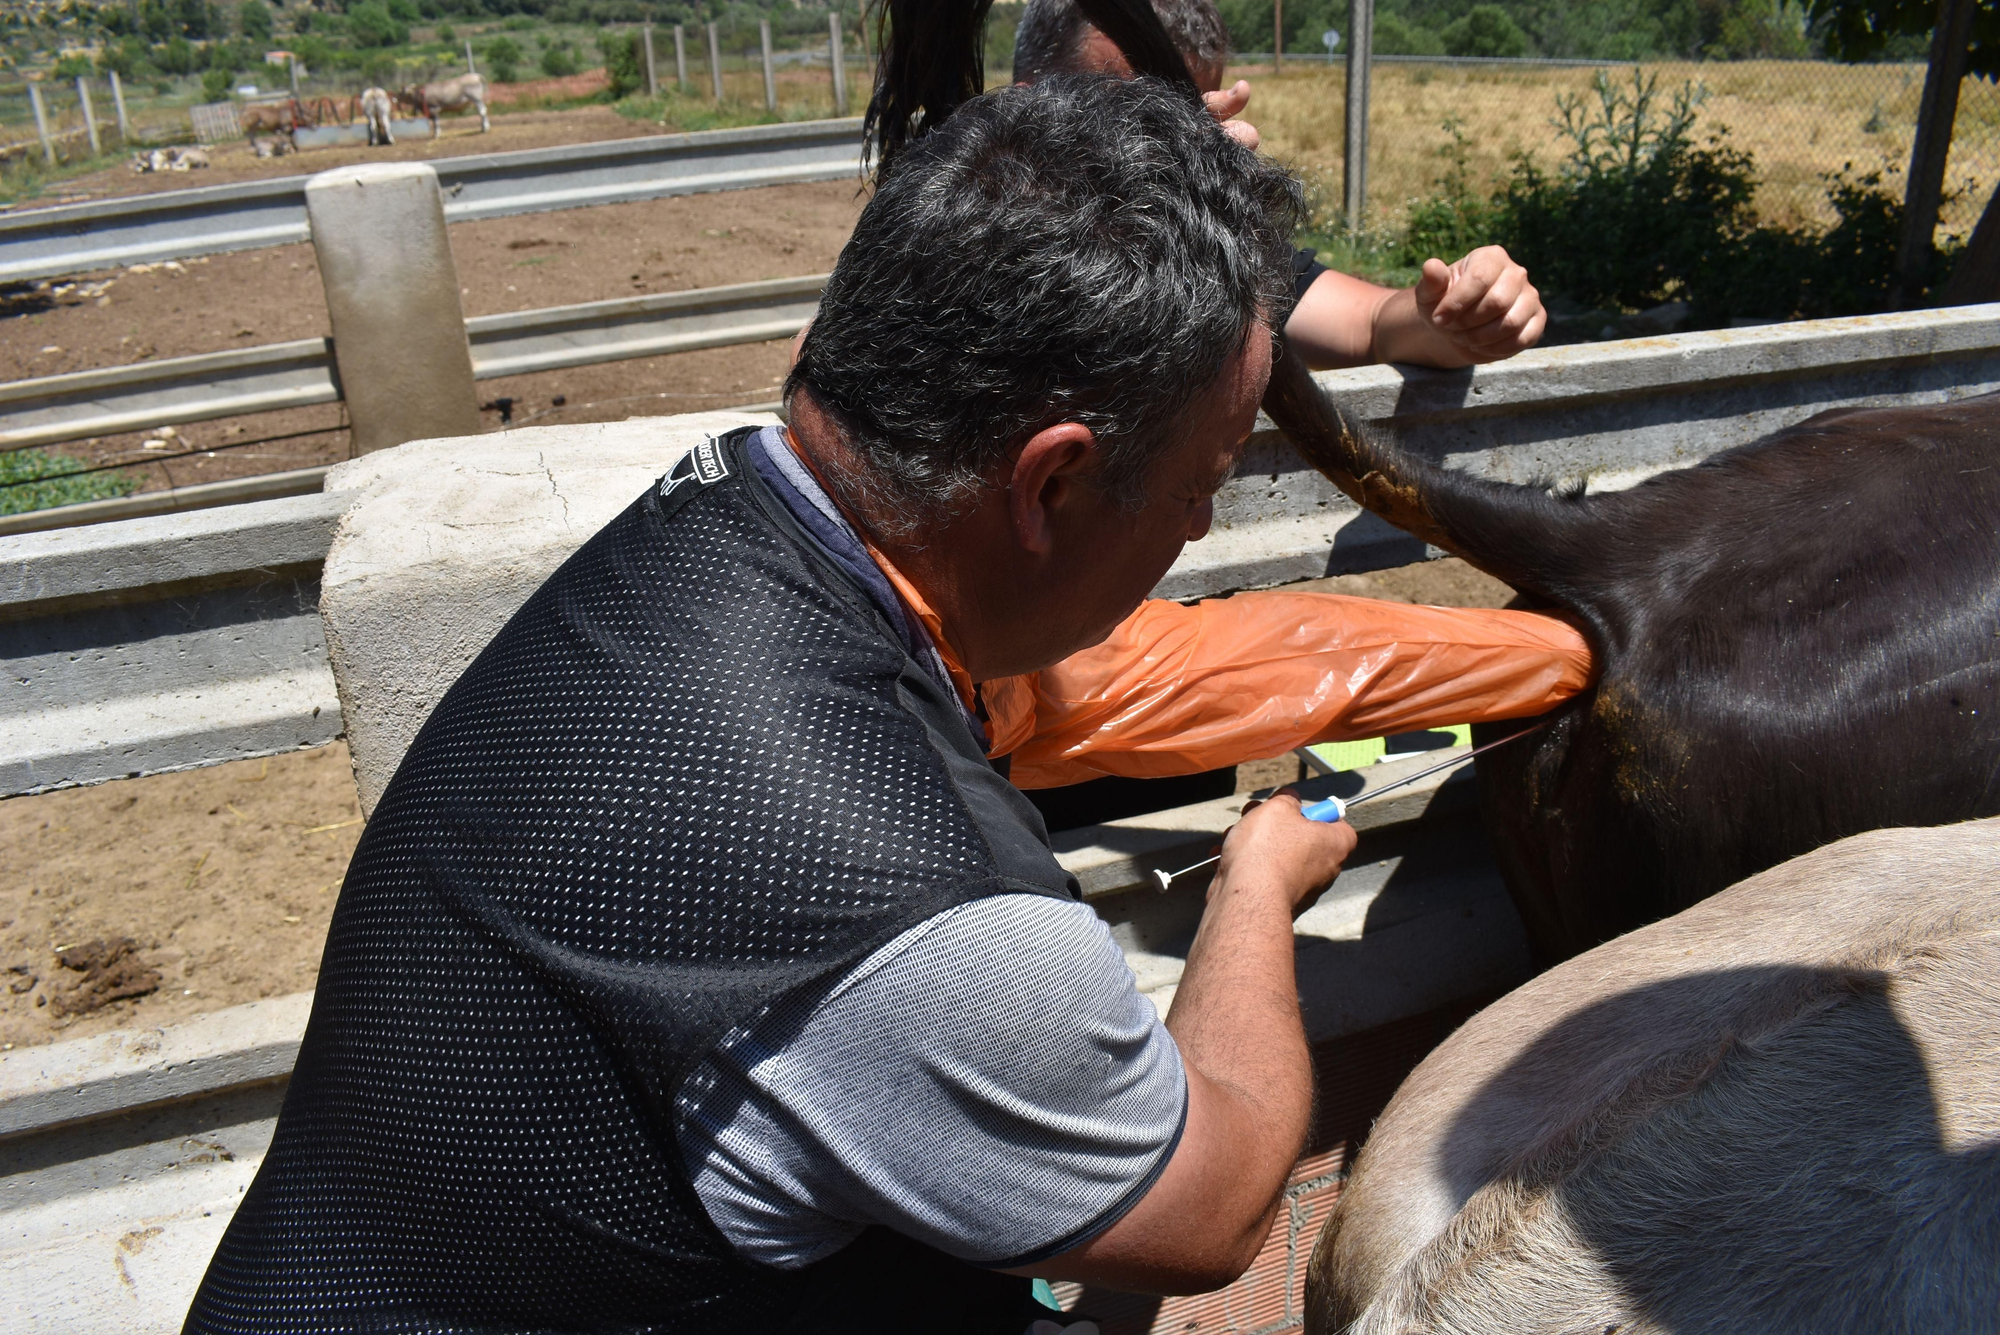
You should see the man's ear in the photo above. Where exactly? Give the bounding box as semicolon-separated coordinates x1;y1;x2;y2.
1009;422;1098;556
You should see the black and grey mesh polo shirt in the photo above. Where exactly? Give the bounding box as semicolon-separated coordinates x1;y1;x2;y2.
184;427;1084;1334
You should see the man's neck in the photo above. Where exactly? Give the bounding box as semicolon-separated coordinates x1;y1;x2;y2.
785;392;1009;682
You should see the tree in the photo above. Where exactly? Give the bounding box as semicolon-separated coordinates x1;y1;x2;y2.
238;0;273;43
1442;3;1531;54
347;0;410;47
1807;0;2000;77
485;33;523;80
599;28;643;96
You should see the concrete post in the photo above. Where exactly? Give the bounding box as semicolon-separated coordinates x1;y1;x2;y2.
289;54;301;95
708;22;724;101
760;20;776;111
465;38;477;74
109;70;131;142
27;82;54;166
674;24;688;92
304;163;480;455
829;12;846;116
643;22;658;96
1343;0;1373;231
76;77;100;156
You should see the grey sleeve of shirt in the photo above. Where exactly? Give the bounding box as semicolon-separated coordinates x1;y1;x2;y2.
674;893;1187;1270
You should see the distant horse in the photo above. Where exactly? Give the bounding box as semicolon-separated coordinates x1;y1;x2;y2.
359;86;395;146
399;73;489;134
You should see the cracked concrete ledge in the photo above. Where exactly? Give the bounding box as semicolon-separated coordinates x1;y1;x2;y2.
320;411;778;812
0;992;311;1140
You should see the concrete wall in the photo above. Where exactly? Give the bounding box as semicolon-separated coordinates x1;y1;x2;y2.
319;411;776;812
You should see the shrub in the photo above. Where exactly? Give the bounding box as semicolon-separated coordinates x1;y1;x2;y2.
437;21;456;42
201;66;234;100
599;28;642;98
238;0;273;43
347;1;410;48
1397;118;1496;266
387;0;423;23
485;34;522;82
1441;5;1530;58
538;42;578;78
1374;14;1446;56
0;449;138;516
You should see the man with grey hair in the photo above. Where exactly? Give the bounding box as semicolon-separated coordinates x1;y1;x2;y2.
187;75;1363;1335
1013;0;1547;371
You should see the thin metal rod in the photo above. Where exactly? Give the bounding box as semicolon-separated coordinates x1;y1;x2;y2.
1151;721;1549;891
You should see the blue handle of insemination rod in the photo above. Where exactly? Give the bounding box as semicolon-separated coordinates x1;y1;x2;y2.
1299;795;1346;823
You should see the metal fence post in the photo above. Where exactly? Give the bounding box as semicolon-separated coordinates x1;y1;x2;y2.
708;21;724;102
674;24;688;92
76;77;101;156
760;20;777;111
304;163;480;455
643;22;658;96
1343;0;1373;231
109;69;131;141
1896;0;1977;306
27;82;55;166
830;12;847;116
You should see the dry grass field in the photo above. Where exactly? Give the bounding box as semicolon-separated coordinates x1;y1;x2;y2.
1233;58;2000;236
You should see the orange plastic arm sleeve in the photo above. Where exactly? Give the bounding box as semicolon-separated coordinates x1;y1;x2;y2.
982;591;1595;789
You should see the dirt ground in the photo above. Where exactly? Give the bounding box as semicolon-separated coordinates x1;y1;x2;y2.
4;176;865;490
0;560;1509;1052
0;743;363;1052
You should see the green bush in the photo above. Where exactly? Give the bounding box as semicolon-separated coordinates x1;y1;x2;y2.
156;35;198;75
201;66;234;100
386;0;423;24
347;1;410;48
1374;14;1446;55
436;21;456;42
599;29;642;98
1390;67;1963;325
238;0;273;43
1441;5;1530;57
485;34;523;82
0;449;136;518
539;42;578;78
51;54;94;79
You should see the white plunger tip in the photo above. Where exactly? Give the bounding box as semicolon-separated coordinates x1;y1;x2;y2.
1152;868;1174;893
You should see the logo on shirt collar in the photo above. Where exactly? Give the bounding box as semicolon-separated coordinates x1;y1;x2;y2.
659;435;732;499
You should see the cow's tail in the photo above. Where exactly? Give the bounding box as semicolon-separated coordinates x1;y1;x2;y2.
1261;349;1605;616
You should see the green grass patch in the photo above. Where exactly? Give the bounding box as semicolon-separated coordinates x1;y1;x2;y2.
0;448;138;516
0;148;153;207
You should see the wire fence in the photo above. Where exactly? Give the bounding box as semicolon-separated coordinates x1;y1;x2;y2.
1237;55;2000;240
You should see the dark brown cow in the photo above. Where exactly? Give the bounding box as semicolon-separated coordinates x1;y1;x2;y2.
1305;816;2000;1333
1263;352;2000;963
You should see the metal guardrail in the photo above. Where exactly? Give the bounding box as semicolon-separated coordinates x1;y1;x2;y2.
4;306;1998;800
0;274;825;452
0;118;864;283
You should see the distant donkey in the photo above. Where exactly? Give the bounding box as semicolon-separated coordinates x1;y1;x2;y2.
359;87;395;146
400;73;489;135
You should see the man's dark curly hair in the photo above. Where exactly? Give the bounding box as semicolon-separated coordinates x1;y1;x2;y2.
787;74;1305;527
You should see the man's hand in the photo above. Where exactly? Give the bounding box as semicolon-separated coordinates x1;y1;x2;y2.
1216;788;1356;916
1411;245;1546;364
1203;79;1259;150
1017;792;1353;1294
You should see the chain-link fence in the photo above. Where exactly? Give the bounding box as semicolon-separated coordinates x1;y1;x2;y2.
1238;53;2000;241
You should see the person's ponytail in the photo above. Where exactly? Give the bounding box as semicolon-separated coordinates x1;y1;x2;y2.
861;0;1201;177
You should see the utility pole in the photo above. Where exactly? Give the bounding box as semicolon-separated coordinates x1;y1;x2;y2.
760;19;776;111
674;23;688;92
643;22;658;96
1344;0;1373;231
708;21;723;102
830;12;847;116
1895;0;1978;307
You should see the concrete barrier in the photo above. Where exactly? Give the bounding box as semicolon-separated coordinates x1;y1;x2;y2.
319;410;777;810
